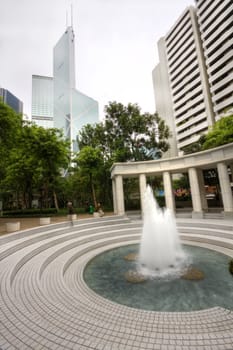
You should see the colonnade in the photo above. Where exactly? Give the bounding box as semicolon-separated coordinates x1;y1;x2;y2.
111;144;233;218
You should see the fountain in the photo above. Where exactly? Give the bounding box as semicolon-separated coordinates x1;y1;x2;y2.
84;187;233;310
138;185;189;278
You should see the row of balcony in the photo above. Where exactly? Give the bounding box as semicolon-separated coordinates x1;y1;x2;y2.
177;120;208;144
167;24;193;64
166;11;191;50
168;38;195;75
173;85;203;111
198;0;228;31
210;71;233;93
208;60;233;84
176;113;207;133
205;38;233;67
203;16;233;50
173;76;201;104
171;60;199;91
200;3;233;42
172;69;199;95
175;103;205;124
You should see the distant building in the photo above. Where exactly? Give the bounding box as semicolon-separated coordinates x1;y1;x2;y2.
0;88;23;114
153;0;233;157
53;26;99;152
195;0;233;120
31;75;53;128
32;26;99;152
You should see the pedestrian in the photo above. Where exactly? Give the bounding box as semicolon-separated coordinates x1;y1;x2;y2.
67;200;74;226
96;202;104;217
89;204;94;214
85;201;89;213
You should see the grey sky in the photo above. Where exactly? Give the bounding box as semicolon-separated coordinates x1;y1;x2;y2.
0;0;194;119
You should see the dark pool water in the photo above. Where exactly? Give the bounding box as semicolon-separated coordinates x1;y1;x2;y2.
84;244;233;312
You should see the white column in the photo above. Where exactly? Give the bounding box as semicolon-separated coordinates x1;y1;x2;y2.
139;174;147;216
163;171;175;212
197;169;208;211
230;163;233;183
188;167;203;218
112;178;117;214
217;162;233;215
115;175;125;215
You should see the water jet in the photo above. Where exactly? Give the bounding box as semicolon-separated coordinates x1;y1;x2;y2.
84;187;233;311
138;185;189;278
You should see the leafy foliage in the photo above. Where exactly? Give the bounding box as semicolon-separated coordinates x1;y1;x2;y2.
76;101;171;209
78;101;171;163
0;101;70;209
182;135;206;155
75;146;104;208
0;101;23;181
201;115;233;150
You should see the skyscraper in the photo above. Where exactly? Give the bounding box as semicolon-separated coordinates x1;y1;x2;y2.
32;25;99;152
153;0;233;157
31;75;53;128
0;88;23;114
195;0;233;119
53;26;99;152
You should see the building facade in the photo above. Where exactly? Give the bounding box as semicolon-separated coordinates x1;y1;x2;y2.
53;26;99;152
0;88;23;114
195;0;233;119
32;26;99;152
111;143;233;218
153;0;233;157
31;75;54;128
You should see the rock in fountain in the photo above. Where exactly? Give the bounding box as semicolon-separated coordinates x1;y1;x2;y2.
138;185;189;278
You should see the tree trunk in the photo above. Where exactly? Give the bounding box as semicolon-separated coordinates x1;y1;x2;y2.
53;190;59;211
90;173;97;209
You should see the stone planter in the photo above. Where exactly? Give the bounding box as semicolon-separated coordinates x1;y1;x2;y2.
39;217;51;225
67;214;77;220
6;222;20;233
93;212;100;218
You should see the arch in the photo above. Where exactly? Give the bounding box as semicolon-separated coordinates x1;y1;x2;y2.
111;143;233;218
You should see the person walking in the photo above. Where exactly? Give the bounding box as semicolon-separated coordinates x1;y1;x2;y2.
67;201;74;226
96;202;104;217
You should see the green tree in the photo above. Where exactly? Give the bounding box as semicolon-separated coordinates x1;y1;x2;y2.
75;146;104;209
2;124;70;209
78;101;171;163
25;125;70;209
77;102;171;209
182;135;206;155
0;101;24;207
0;101;23;180
201;114;233;150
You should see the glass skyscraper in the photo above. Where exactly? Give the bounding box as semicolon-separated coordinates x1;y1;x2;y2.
32;26;99;152
31;75;54;128
53;26;99;152
0;88;23;114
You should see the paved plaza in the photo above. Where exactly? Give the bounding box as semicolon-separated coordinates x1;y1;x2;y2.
0;215;233;349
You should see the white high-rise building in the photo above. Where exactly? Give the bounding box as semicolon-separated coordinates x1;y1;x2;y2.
195;0;233;119
32;26;99;152
31;75;54;128
153;0;233;157
53;26;99;152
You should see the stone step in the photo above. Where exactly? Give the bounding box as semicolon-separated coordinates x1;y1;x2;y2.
0;216;233;349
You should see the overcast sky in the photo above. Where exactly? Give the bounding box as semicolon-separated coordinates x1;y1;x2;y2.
0;0;194;119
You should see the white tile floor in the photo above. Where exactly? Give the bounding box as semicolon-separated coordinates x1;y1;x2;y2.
0;216;233;349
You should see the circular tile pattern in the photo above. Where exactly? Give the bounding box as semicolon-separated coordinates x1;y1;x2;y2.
83;244;233;312
0;216;233;349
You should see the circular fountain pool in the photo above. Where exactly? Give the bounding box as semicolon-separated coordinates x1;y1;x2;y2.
84;244;233;312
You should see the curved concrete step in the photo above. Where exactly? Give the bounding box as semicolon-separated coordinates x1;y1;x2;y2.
0;216;233;349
